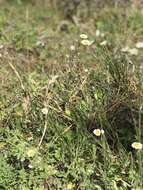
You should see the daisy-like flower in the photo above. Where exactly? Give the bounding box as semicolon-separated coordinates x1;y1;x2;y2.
81;39;94;46
136;42;143;49
93;129;104;136
41;107;48;115
80;33;88;39
131;142;143;150
128;48;138;56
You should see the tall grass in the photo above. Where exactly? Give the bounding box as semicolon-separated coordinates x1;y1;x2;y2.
0;1;143;189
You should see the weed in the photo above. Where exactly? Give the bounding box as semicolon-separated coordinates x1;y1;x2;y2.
0;1;143;189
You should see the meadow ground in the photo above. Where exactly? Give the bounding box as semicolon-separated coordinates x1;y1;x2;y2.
0;1;143;189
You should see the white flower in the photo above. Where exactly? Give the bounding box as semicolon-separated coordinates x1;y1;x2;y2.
93;129;104;136
70;45;75;51
28;164;33;168
136;42;143;49
100;129;104;134
80;33;88;39
81;39;94;46
121;46;130;52
131;142;142;150
41;107;48;115
100;40;107;46
84;69;88;72
96;29;100;37
128;48;138;55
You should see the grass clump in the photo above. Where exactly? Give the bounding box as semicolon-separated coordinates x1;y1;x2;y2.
0;1;143;189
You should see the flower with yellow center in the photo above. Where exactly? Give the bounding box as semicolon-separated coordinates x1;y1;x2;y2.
81;39;94;46
131;142;143;150
93;129;104;136
80;33;88;39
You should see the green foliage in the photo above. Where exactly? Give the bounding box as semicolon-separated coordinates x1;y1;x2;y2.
0;1;143;189
0;156;16;189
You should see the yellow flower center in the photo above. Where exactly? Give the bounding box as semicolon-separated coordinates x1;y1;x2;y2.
131;142;143;150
